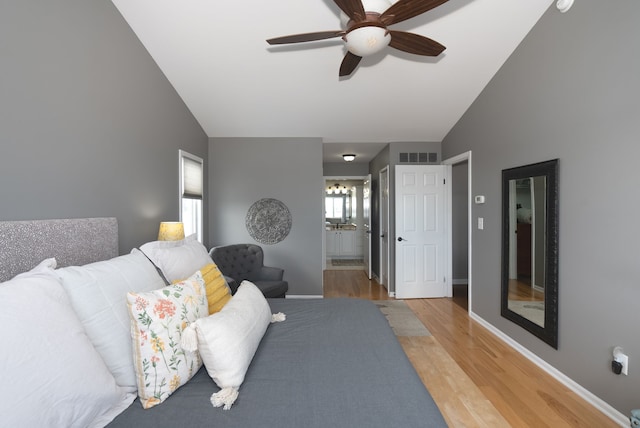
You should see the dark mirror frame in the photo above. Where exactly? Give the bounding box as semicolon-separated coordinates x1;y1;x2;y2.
501;159;559;349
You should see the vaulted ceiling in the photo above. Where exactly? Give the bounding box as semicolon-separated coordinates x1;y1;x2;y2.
111;0;553;161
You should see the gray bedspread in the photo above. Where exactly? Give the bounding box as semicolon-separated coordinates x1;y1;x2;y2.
108;298;447;427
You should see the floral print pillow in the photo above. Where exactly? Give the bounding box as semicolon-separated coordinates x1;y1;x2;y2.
127;271;208;409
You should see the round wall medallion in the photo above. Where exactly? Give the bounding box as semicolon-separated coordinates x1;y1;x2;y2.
245;198;292;245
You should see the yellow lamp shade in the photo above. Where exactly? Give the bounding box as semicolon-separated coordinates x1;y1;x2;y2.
157;222;185;241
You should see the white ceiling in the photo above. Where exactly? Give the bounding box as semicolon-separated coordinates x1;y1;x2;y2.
111;0;553;161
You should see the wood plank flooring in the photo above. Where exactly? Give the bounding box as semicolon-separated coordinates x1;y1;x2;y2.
323;270;617;427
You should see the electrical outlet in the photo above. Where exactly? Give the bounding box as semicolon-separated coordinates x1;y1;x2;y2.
619;353;629;376
613;346;629;376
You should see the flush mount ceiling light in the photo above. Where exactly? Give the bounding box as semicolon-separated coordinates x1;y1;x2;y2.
556;0;574;13
343;154;356;162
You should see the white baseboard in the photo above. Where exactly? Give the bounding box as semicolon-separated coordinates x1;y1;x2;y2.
468;311;628;427
285;294;323;299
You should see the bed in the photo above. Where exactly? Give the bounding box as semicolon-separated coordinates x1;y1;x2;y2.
0;218;447;427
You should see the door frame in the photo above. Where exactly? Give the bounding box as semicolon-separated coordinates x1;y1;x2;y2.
379;166;390;290
363;174;372;280
442;151;473;312
322;175;369;271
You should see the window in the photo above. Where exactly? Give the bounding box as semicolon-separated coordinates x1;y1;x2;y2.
325;195;346;222
179;150;203;242
324;196;344;220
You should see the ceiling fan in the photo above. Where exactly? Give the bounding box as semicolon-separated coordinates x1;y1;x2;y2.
266;0;449;77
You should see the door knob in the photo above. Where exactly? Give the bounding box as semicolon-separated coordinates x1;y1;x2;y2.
397;237;405;242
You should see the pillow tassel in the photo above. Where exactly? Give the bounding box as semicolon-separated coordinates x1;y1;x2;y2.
211;387;239;410
180;323;199;352
271;312;286;323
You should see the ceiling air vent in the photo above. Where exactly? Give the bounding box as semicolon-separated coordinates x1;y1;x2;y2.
399;152;438;164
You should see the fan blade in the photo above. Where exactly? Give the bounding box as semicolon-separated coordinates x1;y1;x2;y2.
339;52;362;76
388;30;445;56
333;0;366;21
267;30;345;45
380;0;449;26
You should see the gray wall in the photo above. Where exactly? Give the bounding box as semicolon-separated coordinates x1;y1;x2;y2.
323;162;370;177
442;0;640;416
0;1;208;253
452;161;469;282
208;138;324;296
369;145;391;280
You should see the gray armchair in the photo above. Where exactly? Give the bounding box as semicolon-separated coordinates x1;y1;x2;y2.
208;244;288;298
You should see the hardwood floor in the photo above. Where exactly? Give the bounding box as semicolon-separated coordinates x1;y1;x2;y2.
323;270;617;428
508;278;544;302
323;269;389;300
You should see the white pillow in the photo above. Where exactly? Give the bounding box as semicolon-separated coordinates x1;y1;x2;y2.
140;234;214;282
127;271;208;409
181;281;284;410
56;249;166;392
0;259;135;427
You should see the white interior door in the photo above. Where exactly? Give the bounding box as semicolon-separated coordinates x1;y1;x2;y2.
395;165;448;299
362;175;372;279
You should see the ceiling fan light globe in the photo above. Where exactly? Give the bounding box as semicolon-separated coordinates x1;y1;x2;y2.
345;26;390;57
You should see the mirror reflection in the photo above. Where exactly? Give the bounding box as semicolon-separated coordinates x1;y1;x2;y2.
501;159;558;348
507;176;546;327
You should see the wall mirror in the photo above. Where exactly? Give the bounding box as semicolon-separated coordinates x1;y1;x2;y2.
501;159;559;348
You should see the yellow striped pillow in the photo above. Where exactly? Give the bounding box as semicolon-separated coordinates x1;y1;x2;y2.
174;263;231;314
199;263;232;314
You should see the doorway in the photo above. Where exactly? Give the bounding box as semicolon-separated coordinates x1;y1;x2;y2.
323;176;368;272
443;152;472;312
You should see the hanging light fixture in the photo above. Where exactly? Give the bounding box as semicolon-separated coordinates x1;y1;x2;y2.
342;154;356;162
327;183;351;194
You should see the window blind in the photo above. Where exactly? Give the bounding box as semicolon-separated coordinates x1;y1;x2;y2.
182;156;203;199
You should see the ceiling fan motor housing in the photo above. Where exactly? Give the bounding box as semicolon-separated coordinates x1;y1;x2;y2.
339;0;392;26
359;0;392;15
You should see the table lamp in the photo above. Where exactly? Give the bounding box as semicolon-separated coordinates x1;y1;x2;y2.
157;222;185;241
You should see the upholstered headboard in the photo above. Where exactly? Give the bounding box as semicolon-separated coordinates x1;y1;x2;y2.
0;217;118;282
